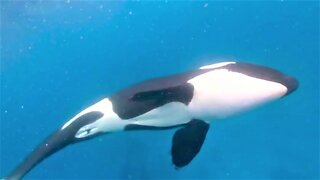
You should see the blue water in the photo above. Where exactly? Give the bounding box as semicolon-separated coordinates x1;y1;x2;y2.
1;1;319;179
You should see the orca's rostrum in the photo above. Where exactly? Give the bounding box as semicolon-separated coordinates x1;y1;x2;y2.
4;61;298;180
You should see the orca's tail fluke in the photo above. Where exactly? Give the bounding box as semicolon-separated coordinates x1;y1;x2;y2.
4;128;76;180
5;111;104;179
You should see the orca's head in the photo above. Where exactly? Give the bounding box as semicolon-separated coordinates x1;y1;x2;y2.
5;98;119;180
192;62;299;118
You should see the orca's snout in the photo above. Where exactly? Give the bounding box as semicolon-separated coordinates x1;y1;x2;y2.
224;62;299;96
280;75;299;95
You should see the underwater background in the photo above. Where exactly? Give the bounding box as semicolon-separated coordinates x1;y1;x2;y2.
1;1;319;179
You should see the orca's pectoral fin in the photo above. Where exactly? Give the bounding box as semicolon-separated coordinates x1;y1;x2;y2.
171;119;209;168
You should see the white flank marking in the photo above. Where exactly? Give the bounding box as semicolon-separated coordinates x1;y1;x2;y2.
62;98;110;130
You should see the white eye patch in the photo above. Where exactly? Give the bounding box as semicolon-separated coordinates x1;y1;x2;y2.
200;62;235;69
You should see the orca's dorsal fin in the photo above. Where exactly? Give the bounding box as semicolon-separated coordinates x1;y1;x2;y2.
171;119;209;168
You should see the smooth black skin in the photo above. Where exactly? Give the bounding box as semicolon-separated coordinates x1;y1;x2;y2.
109;62;298;120
171;119;210;168
124;119;210;168
109;69;211;119
224;63;298;95
124;124;186;131
4;62;298;180
5;111;103;180
111;62;298;168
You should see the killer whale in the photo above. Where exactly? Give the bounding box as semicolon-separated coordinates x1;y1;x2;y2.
4;61;298;180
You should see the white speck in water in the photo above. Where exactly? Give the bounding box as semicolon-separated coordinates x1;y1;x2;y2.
66;0;70;3
129;11;133;15
99;5;104;9
4;110;8;113
80;36;84;40
45;143;48;147
21;105;24;109
204;3;208;8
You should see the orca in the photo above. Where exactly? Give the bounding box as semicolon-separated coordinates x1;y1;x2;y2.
3;61;298;180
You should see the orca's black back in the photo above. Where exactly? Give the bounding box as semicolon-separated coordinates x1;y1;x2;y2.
109;69;210;119
109;61;297;120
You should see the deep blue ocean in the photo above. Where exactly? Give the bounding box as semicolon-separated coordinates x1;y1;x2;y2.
1;1;319;179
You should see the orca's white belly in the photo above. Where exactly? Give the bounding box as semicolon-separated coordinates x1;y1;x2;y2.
129;102;192;127
188;69;287;121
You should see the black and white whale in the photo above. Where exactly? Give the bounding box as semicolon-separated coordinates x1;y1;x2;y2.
4;62;298;180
